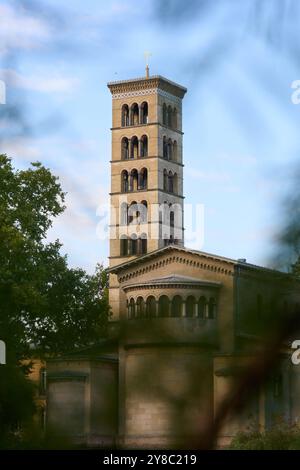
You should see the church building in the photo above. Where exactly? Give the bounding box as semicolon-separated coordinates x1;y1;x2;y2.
46;71;300;449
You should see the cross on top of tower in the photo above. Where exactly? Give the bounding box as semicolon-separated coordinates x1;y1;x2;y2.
144;51;152;79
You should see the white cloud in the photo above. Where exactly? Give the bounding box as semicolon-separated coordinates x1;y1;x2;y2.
0;4;50;55
0;69;79;94
0;138;42;160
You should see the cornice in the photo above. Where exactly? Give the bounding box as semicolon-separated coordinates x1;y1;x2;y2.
107;75;187;101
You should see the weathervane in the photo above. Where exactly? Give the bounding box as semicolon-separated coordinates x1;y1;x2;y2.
144;51;152;79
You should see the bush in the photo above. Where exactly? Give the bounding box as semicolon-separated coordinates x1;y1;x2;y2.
229;423;300;450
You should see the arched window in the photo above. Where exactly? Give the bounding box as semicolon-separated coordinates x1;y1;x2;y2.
162;103;167;125
141;102;148;124
120;236;128;256
163;169;168;191
173;107;177;129
173;173;178;194
128;201;137;224
121;170;129;192
170;210;174;240
140;201;148;223
167;105;173;127
163;136;168;159
186;296;195;317
121;137;129;160
120;202;128;225
146;296;156;317
158;295;169;317
130;169;138;191
208;297;217;319
129;234;137;255
129;298;135;319
121;104;129;127
139;168;148;190
168;171;174;193
171;295;182;317
130;103;139;126
173;141;177;162
140;135;148;157
136;296;145;317
198;296;206;318
167;138;173;161
139;233;147;254
130;136;139;159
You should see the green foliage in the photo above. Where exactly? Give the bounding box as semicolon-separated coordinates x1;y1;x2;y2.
229;423;300;450
0;365;36;447
0;155;110;361
291;257;300;278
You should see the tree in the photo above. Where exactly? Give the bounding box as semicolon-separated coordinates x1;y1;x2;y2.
291;257;300;278
0;154;110;363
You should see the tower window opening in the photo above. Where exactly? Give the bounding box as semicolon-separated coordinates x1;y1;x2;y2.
173;173;178;194
121;104;129;127
163;136;168;159
121;170;129;193
121;137;129;160
120;202;128;225
139;168;148;190
140;201;148;223
129;234;138;255
167;105;173;127
162;103;167;125
167;138;173;160
140;135;148;157
163;169;168;191
130;136;139;159
139;233;147;254
141;102;148;124
128;201;138;224
130;169;139;191
130;103;139;126
173;107;177;129
168;171;174;193
120;236;128;256
173;140;178;162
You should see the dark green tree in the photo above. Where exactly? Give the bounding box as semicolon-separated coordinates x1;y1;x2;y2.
0;154;110;363
291;257;300;278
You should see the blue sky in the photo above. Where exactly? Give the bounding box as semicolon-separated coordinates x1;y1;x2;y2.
0;0;300;272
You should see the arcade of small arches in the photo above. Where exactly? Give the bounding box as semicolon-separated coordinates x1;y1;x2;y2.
121;168;148;192
127;294;217;319
163;169;178;194
121;135;148;160
120;234;147;256
162;103;178;130
120;101;178;131
163;137;177;162
120;200;148;225
121;102;148;127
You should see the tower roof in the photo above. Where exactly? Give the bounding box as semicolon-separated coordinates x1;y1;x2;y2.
107;75;187;99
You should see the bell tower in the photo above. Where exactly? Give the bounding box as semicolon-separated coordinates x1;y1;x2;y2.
107;72;187;318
